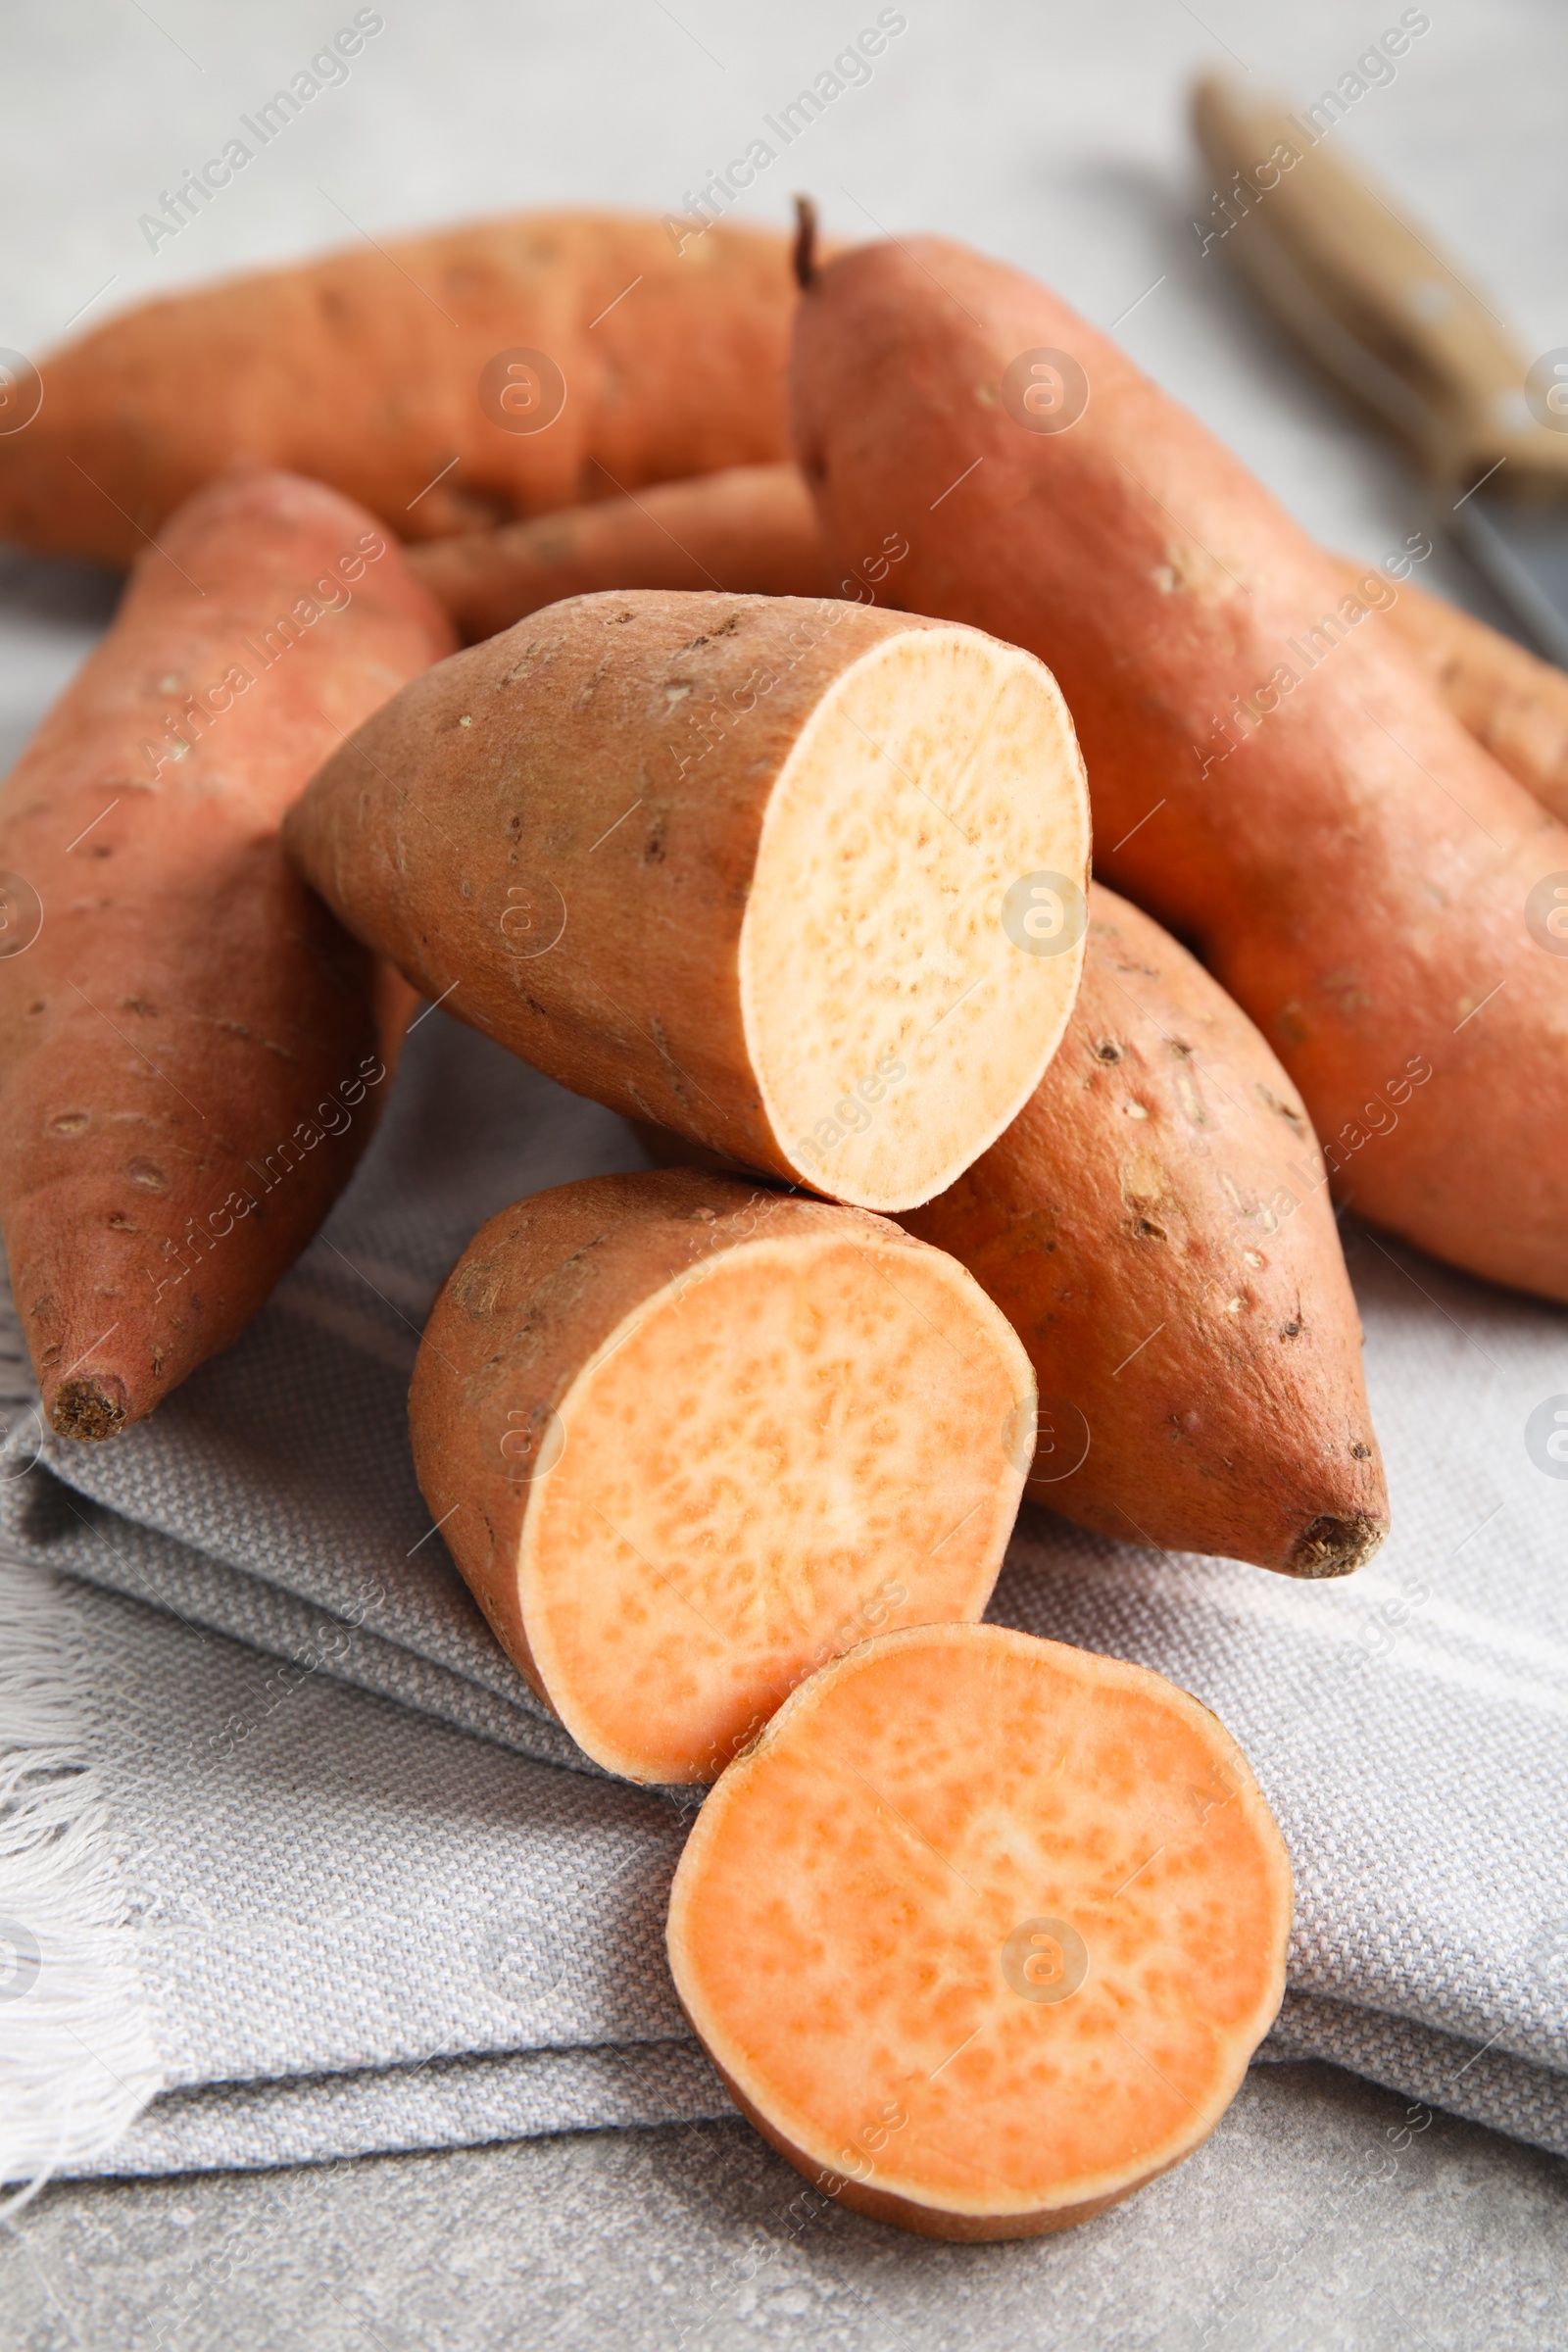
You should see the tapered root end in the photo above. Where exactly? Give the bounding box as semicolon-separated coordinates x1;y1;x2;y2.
49;1374;130;1443
1289;1513;1387;1578
793;195;818;291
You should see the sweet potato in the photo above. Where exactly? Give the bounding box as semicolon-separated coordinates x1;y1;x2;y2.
902;883;1386;1573
0;468;454;1439
793;234;1568;1300
1334;555;1568;823
409;1170;1035;1783
1;215;804;564
284;589;1091;1212
668;1621;1292;2238
409;464;835;645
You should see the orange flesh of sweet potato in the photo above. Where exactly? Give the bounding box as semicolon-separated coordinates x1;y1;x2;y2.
1335;555;1568;823
408;464;835;645
667;1621;1292;2238
2;216;804;564
903;884;1387;1575
792;236;1568;1302
410;1169;1034;1784
0;468;454;1438
285;590;1091;1213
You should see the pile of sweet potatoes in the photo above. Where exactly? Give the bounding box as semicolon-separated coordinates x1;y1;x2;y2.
2;192;1555;2237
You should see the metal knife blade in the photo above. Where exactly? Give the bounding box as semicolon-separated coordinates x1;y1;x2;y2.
1452;493;1568;668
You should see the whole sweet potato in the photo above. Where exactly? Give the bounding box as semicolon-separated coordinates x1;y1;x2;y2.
0;215;803;564
792;232;1568;1302
0;468;453;1438
410;1168;1034;1783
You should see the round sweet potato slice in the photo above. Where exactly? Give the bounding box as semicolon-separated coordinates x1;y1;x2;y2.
668;1622;1292;2238
410;1170;1036;1783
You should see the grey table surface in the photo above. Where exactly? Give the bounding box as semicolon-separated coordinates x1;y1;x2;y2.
4;1;1568;2343
3;2064;1566;2351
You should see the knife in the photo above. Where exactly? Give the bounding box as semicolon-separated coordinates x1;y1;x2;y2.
1191;74;1568;666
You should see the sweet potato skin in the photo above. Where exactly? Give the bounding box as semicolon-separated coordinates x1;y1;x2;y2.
3;215;802;564
409;464;835;645
0;468;454;1437
902;885;1387;1574
793;236;1568;1302
711;2059;1144;2239
1337;556;1568;823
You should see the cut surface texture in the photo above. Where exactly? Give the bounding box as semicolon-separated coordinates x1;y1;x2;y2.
0;468;453;1438
285;590;1091;1212
902;885;1388;1576
668;1623;1292;2238
408;1170;1035;1783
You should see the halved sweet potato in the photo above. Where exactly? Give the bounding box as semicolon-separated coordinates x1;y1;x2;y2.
285;590;1091;1213
0;214;806;561
668;1621;1292;2238
409;1170;1035;1783
791;230;1568;1299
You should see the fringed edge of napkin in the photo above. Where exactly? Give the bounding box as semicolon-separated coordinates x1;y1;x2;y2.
0;1552;167;2195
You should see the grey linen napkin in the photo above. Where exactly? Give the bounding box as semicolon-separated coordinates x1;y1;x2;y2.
2;1008;1566;2182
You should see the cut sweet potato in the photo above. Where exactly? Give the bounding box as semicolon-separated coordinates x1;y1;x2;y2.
409;1170;1035;1783
793;233;1568;1300
668;1621;1292;2238
1;215;806;564
1334;555;1568;823
0;468;453;1439
409;464;834;645
903;884;1387;1575
285;590;1091;1212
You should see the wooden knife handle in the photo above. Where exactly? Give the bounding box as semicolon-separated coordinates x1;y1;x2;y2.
1191;75;1568;495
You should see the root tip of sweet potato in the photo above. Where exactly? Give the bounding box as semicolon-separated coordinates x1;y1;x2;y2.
792;195;818;291
1289;1512;1386;1579
49;1374;129;1444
